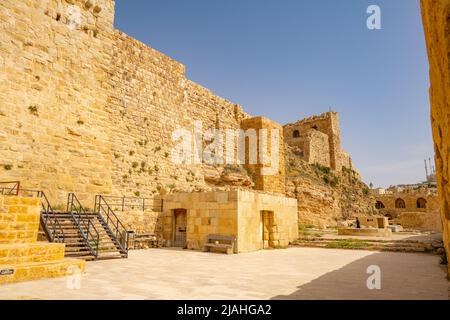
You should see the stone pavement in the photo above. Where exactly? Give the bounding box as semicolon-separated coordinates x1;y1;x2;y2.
0;248;448;300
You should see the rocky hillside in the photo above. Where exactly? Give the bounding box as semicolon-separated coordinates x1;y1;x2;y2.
285;146;377;228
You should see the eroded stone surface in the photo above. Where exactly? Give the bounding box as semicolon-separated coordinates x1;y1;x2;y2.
421;0;450;274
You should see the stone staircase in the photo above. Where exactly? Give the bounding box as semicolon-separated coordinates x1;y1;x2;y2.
0;195;85;285
41;211;127;261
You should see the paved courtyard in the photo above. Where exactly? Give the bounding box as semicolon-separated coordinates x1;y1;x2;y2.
0;248;448;300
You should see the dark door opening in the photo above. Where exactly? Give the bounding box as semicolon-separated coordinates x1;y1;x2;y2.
173;209;187;248
261;211;274;249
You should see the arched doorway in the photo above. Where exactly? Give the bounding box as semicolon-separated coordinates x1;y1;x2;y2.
395;198;406;209
417;198;427;209
293;130;300;138
375;201;385;209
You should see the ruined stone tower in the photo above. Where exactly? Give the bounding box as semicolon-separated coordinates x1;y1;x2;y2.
283;112;353;173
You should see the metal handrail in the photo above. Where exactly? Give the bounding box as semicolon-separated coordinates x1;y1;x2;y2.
67;193;100;259
0;181;20;196
97;195;162;212
39;191;65;243
0;183;65;243
94;195;129;255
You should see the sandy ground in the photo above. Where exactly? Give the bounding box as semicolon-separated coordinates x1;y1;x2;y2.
0;247;448;300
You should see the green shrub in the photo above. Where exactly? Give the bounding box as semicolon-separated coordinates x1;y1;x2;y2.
326;239;368;249
28;105;39;116
330;175;339;188
314;163;331;175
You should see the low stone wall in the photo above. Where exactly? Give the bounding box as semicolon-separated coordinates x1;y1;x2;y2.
0;195;85;284
338;228;392;238
0;196;41;244
396;212;442;232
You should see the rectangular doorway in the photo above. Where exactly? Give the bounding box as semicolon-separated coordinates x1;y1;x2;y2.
261;211;274;249
173;209;187;248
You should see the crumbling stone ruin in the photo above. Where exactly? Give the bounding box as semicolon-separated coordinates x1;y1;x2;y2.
284;113;375;228
421;0;450;274
284;112;355;173
373;184;441;232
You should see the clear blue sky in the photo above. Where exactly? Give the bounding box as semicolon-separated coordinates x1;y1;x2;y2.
114;0;433;188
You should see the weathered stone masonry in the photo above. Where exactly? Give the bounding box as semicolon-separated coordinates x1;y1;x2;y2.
421;0;450;273
284;112;354;173
0;0;288;206
0;0;116;204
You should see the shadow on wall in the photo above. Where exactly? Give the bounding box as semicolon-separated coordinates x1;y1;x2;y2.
271;251;448;300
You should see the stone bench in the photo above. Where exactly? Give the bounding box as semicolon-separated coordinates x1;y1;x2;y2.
203;235;236;254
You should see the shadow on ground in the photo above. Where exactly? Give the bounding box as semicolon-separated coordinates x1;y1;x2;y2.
271;251;448;300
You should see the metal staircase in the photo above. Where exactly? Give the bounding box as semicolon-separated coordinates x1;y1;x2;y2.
0;182;129;261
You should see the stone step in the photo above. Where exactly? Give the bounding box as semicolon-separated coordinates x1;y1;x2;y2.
0;242;65;265
293;241;434;253
0;258;86;285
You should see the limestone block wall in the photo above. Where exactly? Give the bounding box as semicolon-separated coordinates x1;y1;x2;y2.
0;196;41;244
376;191;441;231
161;191;239;250
376;192;440;213
161;190;297;253
108;30;190;197
0;0;116;204
421;1;450;269
241;117;286;194
107;31;252;198
396;212;442;232
304;130;331;167
0;0;259;204
284;112;351;172
237;191;298;252
0;195;85;284
116;210;162;235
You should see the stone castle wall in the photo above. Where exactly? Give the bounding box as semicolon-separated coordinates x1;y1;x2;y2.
0;0;288;205
421;0;450;272
109;30;252;198
0;0;116;205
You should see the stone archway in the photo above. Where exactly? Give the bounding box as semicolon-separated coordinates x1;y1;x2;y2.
417;198;427;209
375;201;385;209
395;198;406;209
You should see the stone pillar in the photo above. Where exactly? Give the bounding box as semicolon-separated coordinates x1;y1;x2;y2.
421;0;450;274
240;117;285;194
